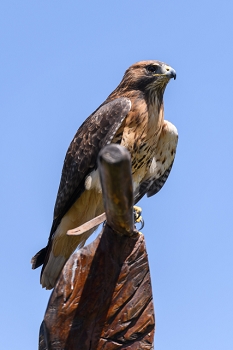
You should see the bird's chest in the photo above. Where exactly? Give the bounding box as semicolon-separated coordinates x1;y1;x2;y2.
116;103;164;189
130;139;157;190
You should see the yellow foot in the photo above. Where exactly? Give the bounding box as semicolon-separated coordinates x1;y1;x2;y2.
133;205;144;230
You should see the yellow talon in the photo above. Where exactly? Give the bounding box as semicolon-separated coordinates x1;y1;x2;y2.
133;206;144;230
133;205;142;221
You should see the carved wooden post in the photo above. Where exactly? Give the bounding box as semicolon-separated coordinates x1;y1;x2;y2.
39;145;155;350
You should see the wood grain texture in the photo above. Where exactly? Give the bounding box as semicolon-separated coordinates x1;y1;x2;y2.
38;145;155;349
39;226;155;349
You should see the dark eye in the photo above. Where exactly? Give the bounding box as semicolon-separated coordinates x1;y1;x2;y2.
146;65;159;74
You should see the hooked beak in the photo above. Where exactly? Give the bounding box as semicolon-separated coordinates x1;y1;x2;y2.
163;65;176;80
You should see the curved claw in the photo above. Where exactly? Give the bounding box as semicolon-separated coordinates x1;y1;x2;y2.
138;217;144;230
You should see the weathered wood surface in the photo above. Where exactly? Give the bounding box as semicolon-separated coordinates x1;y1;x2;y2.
39;145;155;349
39;227;154;349
98;144;135;236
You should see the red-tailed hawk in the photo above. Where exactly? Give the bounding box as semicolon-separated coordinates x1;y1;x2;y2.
31;60;178;289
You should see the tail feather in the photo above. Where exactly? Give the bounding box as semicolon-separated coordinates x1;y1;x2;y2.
40;229;95;289
40;253;66;290
31;247;48;269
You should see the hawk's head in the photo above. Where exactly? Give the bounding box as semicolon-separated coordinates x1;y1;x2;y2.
115;60;176;100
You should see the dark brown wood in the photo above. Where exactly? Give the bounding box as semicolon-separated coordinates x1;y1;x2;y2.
39;145;155;349
39;228;154;349
98;144;135;236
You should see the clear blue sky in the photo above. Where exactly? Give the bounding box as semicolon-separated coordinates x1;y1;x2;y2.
1;1;233;349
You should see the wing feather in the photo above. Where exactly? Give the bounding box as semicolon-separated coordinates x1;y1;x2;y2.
51;97;131;235
134;163;173;204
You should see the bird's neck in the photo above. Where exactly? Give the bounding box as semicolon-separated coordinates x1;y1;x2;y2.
148;96;164;124
145;87;165;131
